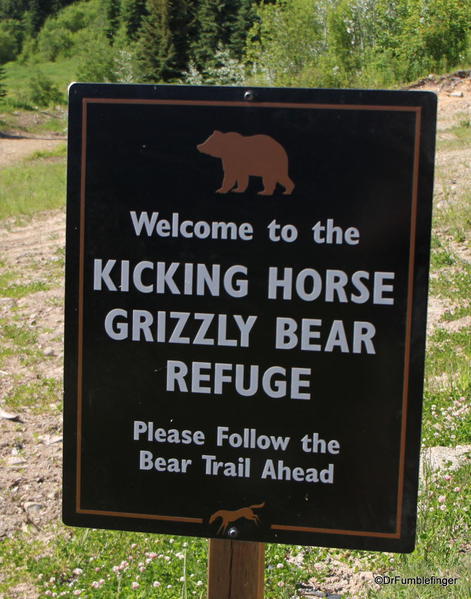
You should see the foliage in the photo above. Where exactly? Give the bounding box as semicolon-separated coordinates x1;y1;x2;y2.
246;0;325;86
75;32;119;82
30;0;103;62
190;0;238;70
0;64;7;98
246;0;471;88
136;0;196;82
102;0;121;42
120;0;147;41
26;70;64;105
183;45;245;86
229;0;259;59
0;20;22;63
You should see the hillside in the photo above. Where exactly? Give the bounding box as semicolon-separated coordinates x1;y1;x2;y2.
1;0;470;107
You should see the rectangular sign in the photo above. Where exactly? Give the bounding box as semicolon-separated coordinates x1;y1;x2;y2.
63;83;436;552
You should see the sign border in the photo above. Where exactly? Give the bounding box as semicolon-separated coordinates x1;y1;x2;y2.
73;96;423;541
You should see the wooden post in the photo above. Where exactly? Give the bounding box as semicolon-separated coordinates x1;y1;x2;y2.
208;539;265;599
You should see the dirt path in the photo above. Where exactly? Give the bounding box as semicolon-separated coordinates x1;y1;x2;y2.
0;210;65;542
0;74;470;598
0;138;65;168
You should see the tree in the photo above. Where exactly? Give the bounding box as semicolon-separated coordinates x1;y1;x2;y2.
136;0;196;81
228;0;258;59
121;0;147;41
191;0;243;69
102;0;121;43
136;0;173;81
0;63;7;99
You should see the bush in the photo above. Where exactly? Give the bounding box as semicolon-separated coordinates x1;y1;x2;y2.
27;72;64;107
182;45;245;85
245;0;471;89
22;0;103;63
75;33;118;82
37;23;74;61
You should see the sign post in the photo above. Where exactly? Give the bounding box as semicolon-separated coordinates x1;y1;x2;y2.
63;84;436;565
208;539;264;599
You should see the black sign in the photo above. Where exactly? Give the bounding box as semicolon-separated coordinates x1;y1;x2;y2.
63;84;436;552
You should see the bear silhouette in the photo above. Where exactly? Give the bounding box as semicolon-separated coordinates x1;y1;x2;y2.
197;130;295;196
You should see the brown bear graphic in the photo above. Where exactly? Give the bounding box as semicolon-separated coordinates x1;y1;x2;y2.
197;131;295;196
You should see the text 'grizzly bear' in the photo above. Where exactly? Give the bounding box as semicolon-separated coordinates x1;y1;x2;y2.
197;130;295;196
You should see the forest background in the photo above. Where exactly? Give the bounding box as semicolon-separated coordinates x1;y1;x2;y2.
0;0;471;105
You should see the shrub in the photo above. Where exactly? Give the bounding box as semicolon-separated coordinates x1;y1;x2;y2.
37;23;74;61
27;71;64;107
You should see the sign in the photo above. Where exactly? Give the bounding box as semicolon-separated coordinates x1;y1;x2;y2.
63;84;436;552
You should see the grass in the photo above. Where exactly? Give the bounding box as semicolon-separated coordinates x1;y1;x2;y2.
0;464;469;599
2;57;79;108
28;144;67;161
0;316;46;370
0;272;51;299
437;119;471;151
3;378;62;412
0;159;66;220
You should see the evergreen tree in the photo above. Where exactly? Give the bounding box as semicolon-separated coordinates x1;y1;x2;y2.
0;63;7;99
229;0;258;59
136;0;197;81
191;0;241;69
121;0;147;41
0;0;30;21
102;0;121;43
137;0;173;81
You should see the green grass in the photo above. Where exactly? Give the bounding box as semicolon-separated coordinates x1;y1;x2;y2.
0;462;468;598
365;464;471;599
3;378;62;412
0;271;51;298
0;317;45;369
2;57;78;107
0;159;66;220
28;144;67;161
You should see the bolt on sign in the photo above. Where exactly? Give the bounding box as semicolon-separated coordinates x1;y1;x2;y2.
63;84;436;552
